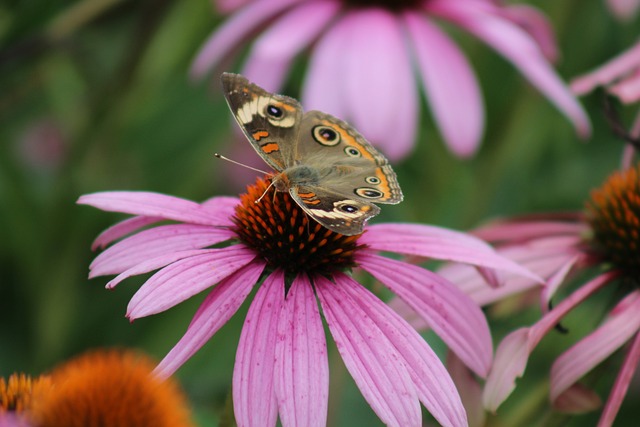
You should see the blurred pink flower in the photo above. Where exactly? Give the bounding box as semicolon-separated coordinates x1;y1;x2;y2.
606;0;640;21
194;0;590;160
78;177;537;427
477;164;640;427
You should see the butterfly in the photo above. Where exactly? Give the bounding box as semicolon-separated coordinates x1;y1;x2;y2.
221;73;403;236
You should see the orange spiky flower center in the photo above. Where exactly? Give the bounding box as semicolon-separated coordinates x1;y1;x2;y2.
586;163;640;281
1;373;52;413
233;177;364;275
27;349;194;427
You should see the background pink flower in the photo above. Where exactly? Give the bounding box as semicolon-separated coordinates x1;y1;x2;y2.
477;164;640;427
193;0;590;160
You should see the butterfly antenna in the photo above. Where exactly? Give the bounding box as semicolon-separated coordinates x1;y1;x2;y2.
214;153;272;175
255;180;276;204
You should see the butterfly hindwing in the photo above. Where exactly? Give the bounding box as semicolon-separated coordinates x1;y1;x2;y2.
295;111;403;204
290;186;381;236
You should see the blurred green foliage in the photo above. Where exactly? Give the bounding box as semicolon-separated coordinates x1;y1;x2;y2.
0;0;638;425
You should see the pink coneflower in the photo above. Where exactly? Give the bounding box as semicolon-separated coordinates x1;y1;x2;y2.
193;0;590;160
478;163;640;427
79;177;537;427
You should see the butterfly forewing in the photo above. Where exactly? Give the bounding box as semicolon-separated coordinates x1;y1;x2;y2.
221;73;302;171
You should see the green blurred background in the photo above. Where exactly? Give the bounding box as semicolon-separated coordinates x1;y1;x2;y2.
0;0;638;425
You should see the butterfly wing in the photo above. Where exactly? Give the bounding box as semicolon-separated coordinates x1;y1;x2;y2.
221;73;302;171
294;111;403;204
290;185;381;236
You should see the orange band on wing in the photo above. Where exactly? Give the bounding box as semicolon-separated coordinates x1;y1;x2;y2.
252;130;270;141
261;143;280;153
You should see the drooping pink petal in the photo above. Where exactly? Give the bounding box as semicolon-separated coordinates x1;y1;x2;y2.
89;224;236;278
340;9;419;160
498;4;559;62
91;216;161;250
274;274;329;427
241;0;340;92
404;12;484;158
428;0;591;138
599;330;640;427
78;192;228;227
483;271;618;411
571;41;640;95
357;253;492;378
190;0;301;79
552;384;602;414
233;270;284;427
446;352;485;427
472;216;586;243
439;241;577;307
201;196;241;224
540;255;581;309
550;291;640;403
154;261;265;377
361;223;541;281
127;246;257;319
609;69;640;103
315;275;422;427
334;273;468;427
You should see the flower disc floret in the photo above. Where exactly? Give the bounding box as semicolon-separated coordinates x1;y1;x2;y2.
233;178;362;274
587;163;640;280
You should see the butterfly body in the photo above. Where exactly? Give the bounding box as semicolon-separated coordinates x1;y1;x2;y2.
221;73;403;236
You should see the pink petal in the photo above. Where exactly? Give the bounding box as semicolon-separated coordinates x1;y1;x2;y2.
274;274;329;427
472;217;586;243
154;261;265;377
233;270;285;427
571;41;640;95
404;12;484;158
190;0;301;79
606;0;640;21
439;243;576;307
550;291;640;403
78;192;229;226
361;223;541;282
89;224;236;278
106;249;223;289
91;216;161;250
341;9;419;160
127;246;256;319
428;0;591;138
357;253;493;378
215;0;252;14
446;352;485;427
552;384;602;414
302;14;349;118
609;69;640;104
315;275;422;427
540;255;581;310
334;273;468;427
483;272;618;411
499;4;559;62
599;330;640;427
241;0;340;92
